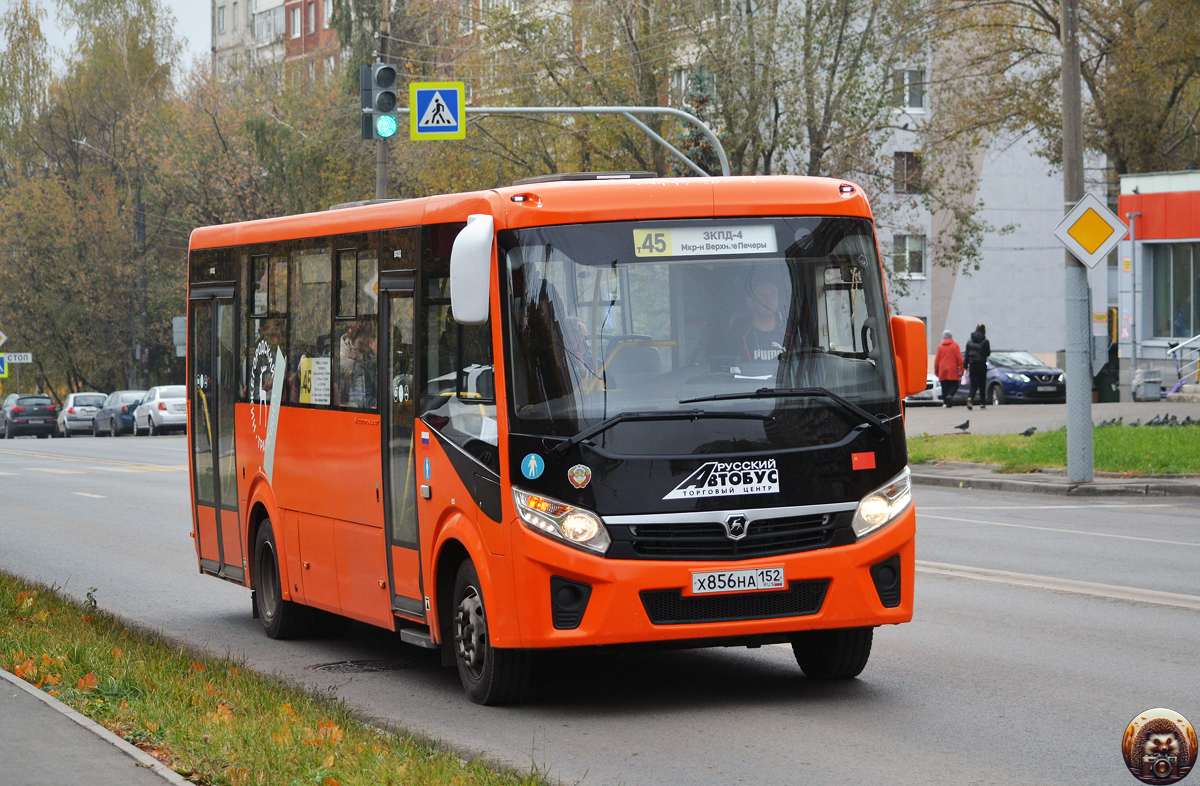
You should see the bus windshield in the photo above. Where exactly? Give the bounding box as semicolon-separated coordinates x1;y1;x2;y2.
502;216;898;452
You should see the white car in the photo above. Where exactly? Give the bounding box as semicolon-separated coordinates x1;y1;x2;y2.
904;372;942;406
132;385;187;436
56;392;107;437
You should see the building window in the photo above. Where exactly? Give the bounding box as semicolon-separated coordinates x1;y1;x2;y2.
325;54;336;78
893;69;925;111
307;2;316;34
893;151;922;194
232;2;238;29
217;5;226;34
307;59;316;81
291;6;301;38
324;0;333;28
1149;243;1198;337
893;234;926;277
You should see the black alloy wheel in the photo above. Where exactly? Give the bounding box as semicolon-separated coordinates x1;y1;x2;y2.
253;519;313;639
989;384;1007;406
791;627;874;680
451;560;531;705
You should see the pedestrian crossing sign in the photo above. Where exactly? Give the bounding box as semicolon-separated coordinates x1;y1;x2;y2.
0;355;7;379
410;82;466;141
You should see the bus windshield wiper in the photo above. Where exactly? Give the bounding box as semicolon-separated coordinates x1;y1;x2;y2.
550;408;772;456
678;387;892;437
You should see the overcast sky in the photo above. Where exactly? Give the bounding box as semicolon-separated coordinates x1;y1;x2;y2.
10;0;212;73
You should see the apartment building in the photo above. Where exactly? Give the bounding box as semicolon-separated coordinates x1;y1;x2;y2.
212;0;338;76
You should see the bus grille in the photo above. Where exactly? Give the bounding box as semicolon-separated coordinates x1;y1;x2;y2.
620;514;839;560
640;580;829;625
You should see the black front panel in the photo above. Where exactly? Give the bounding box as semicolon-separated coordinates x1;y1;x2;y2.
607;511;856;561
640;580;829;625
508;419;905;519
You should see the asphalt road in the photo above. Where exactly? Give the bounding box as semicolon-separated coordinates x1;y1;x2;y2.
1;435;1198;785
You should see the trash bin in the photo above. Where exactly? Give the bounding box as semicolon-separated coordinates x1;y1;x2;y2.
1132;369;1161;401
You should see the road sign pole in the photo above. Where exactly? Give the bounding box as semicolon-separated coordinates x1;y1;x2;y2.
1061;0;1093;483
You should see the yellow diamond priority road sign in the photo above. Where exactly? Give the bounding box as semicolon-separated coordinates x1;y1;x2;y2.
1053;192;1128;268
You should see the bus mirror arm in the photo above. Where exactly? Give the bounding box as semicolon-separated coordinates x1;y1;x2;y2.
450;214;495;325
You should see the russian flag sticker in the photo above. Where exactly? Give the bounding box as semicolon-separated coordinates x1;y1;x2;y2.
421;431;430;447
851;452;876;470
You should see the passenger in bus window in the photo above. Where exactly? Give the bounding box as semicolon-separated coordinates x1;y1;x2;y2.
350;318;378;410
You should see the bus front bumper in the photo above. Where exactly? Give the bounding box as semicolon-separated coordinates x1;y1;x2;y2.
510;505;915;649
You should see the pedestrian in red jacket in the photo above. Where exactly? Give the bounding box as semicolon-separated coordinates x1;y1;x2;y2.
934;330;963;407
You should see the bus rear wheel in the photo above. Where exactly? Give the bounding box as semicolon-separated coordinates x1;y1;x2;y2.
254;519;312;639
791;627;873;680
452;560;530;705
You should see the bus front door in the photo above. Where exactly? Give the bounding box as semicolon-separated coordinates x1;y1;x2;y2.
189;288;244;584
381;277;424;619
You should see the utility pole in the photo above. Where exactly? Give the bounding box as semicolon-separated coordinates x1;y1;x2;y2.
1061;0;1092;482
376;0;390;200
136;201;149;389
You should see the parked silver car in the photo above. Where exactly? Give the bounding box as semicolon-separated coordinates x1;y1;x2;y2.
133;385;187;436
56;392;107;436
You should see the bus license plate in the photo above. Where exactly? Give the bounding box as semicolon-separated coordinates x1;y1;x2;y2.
691;567;785;595
1037;385;1056;392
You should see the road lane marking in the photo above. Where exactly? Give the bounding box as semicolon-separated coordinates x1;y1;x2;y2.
916;560;1200;611
918;513;1200;548
23;467;85;475
71;492;106;499
0;448;185;471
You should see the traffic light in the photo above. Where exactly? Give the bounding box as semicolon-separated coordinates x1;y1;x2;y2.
361;62;399;140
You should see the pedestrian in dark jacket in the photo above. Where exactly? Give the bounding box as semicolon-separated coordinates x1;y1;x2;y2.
964;324;991;409
934;330;963;407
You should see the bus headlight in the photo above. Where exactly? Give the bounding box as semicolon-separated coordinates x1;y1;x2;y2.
513;488;611;555
851;467;912;540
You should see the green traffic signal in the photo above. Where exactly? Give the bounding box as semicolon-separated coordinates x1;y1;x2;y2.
376;115;398;138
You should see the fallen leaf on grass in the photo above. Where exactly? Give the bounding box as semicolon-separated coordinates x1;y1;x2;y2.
306;721;343;746
78;673;98;692
190;662;205;673
323;779;340;786
210;702;233;722
14;659;37;680
324;754;335;767
80;616;93;623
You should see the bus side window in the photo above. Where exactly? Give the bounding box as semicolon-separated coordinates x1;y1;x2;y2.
335;249;380;411
288;247;333;406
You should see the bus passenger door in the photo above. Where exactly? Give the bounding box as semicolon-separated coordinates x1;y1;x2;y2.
189;288;244;584
381;276;424;619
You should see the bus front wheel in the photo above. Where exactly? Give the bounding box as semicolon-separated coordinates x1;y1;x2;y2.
791;627;873;680
452;560;530;705
254;519;312;639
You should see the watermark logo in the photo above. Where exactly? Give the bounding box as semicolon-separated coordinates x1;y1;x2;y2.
1122;708;1196;784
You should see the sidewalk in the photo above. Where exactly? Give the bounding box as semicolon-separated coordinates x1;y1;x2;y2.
911;461;1200;496
0;668;186;786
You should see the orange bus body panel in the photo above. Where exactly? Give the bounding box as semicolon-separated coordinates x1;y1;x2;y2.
195;506;220;562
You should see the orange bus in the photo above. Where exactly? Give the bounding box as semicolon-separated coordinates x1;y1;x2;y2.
187;173;928;704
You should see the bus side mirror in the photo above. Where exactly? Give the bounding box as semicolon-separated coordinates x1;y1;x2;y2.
450;214;495;325
890;315;927;398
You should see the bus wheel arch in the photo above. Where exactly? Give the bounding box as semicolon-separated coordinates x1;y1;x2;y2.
434;538;472;656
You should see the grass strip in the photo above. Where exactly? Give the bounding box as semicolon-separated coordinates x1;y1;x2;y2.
907;425;1200;475
0;572;544;786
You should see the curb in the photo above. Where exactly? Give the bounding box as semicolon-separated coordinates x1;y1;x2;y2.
911;470;1200;496
0;667;193;785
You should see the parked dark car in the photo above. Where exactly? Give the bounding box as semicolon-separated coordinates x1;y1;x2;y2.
1;393;58;438
951;350;1065;405
56;392;106;437
92;390;147;436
